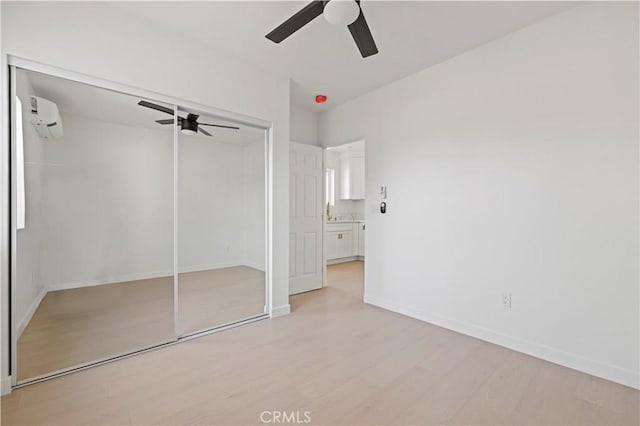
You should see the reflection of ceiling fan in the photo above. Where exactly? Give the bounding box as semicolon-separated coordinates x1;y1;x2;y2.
137;100;239;137
266;0;378;58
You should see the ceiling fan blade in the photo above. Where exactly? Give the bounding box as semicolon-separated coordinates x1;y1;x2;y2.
266;0;324;43
155;119;175;125
198;123;240;130
198;126;212;137
138;100;174;115
348;2;378;58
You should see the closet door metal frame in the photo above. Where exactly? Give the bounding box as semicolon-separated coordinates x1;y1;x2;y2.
5;55;273;388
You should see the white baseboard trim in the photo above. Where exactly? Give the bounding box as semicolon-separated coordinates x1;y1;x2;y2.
178;262;245;274
17;286;48;337
327;255;364;265
242;260;266;272
48;269;174;291
364;294;640;390
271;304;291;318
1;376;12;395
47;262;251;291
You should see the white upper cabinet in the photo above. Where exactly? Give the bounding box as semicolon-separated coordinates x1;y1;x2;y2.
339;153;365;200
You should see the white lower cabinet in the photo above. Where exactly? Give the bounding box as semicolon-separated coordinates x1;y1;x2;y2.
337;230;353;258
326;222;364;261
326;231;340;261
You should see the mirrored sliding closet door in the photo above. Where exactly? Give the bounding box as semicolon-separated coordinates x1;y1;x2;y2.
176;106;267;336
11;64;269;385
13;69;176;382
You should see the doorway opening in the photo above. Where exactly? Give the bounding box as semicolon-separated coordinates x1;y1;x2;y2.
324;140;365;298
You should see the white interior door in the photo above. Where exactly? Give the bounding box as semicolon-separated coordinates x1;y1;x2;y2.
289;142;323;295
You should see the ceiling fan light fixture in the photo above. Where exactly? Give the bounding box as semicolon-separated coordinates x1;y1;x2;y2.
323;0;360;26
181;119;198;135
139;100;240;137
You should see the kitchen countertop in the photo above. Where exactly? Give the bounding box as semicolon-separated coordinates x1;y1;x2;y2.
325;219;365;223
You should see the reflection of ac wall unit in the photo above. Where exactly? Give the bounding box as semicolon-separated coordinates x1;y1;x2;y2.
29;96;63;139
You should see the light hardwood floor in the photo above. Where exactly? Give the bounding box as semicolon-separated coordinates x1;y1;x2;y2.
17;266;265;381
3;261;638;425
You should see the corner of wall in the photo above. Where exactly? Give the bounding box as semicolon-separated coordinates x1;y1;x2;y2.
316;109;328;148
16;286;47;338
1;375;11;395
1;44;11;398
270;303;291;318
289;103;321;147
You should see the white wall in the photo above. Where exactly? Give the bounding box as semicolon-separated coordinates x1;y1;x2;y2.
178;131;252;274
319;2;639;388
37;113;174;289
2;1;290;390
290;105;319;146
23;111;260;293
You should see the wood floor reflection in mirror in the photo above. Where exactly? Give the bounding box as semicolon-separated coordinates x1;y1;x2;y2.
17;266;265;381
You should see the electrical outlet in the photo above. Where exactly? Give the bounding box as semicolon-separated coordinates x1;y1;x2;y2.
502;292;512;308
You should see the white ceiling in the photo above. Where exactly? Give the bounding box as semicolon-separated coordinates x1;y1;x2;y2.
20;69;265;145
108;1;575;112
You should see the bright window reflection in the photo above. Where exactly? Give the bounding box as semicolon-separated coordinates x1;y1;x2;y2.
16;96;25;230
325;168;335;207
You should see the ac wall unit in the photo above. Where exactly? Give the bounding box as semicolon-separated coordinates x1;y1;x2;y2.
29;96;63;139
